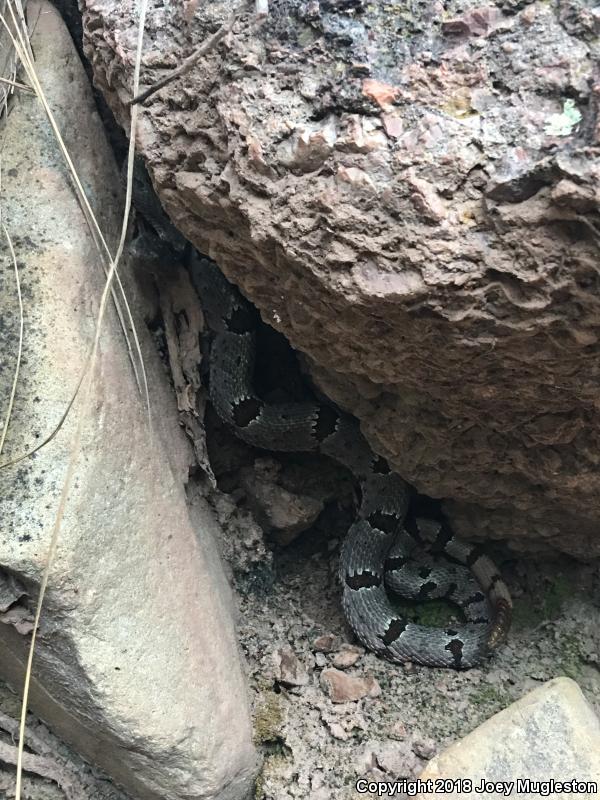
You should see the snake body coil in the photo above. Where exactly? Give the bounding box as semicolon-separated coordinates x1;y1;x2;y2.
192;256;512;669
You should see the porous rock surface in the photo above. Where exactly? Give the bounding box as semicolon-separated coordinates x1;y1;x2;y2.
0;3;257;799
82;0;600;555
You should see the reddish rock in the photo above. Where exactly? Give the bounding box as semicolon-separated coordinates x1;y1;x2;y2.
375;740;422;778
82;0;600;557
442;6;505;37
362;78;400;110
332;645;364;669
320;668;381;703
381;112;404;139
389;719;409;740
313;634;341;653
273;647;309;688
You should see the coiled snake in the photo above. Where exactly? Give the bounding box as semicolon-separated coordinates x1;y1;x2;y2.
191;255;512;669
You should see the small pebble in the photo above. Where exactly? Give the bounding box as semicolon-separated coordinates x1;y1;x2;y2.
327;721;349;740
389;719;408;740
320;668;381;703
332;644;363;669
314;652;328;668
376;740;421;777
412;736;437;760
273;647;309;687
313;633;340;653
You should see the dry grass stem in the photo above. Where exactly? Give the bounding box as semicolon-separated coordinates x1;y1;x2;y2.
1;0;149;402
0;0;152;465
1;0;150;795
0;223;23;458
0;74;33;92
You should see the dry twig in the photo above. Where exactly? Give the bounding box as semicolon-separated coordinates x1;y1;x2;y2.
130;11;236;106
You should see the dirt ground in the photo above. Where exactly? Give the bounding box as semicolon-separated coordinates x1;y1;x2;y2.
3;499;599;800
244;553;600;800
202;459;600;800
2;367;600;800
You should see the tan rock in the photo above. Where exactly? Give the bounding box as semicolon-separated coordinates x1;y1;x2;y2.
338;116;388;153
326;721;349;740
412;736;437;760
0;5;257;799
280;118;337;172
417;678;600;798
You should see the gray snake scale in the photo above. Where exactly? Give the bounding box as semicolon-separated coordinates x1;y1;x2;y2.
191;255;512;669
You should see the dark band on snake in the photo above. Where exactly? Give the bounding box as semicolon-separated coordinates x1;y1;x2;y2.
192;254;512;669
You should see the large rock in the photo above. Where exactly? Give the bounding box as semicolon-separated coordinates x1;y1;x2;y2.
81;0;600;556
416;677;600;798
0;3;257;798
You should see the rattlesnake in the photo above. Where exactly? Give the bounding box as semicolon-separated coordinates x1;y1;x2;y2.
191;254;512;669
125;153;512;669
